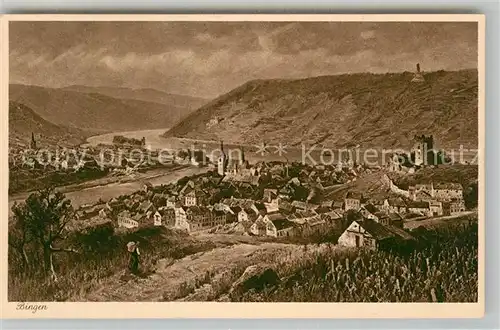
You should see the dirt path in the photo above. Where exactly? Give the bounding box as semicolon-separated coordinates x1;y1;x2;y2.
76;242;299;302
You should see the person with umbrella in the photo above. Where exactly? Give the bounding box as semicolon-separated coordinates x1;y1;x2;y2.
127;241;141;275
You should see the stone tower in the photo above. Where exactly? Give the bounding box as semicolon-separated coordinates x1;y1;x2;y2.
411;134;434;166
411;63;425;83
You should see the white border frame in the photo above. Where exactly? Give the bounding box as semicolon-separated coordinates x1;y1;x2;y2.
0;13;487;321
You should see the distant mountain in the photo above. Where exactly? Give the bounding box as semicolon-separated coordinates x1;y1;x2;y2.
9;84;206;133
9;101;88;147
164;69;478;150
61;85;207;110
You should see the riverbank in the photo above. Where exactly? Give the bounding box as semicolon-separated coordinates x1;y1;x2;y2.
8;165;210;215
87;129;479;166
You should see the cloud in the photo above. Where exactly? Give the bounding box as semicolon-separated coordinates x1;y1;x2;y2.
9;21;478;98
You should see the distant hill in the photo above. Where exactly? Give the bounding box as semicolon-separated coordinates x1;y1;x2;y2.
164;69;478;150
9;101;88;147
61;85;207;110
10;84;205;133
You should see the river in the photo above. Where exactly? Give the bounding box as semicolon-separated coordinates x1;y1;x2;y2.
9;128;293;213
9;166;207;212
87;129;478;166
9;128;478;213
8;128;211;213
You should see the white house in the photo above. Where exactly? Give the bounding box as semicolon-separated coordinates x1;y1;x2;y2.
433;183;463;201
406;201;432;217
238;208;258;223
98;208;107;219
338;219;414;249
264;197;280;213
249;212;292;237
117;211;139;229
429;200;443;216
338;220;376;249
166;196;176;209
153;211;162;226
344;191;362;211
184;191;197;206
382;198;407;214
250;215;273;236
174;206;188;230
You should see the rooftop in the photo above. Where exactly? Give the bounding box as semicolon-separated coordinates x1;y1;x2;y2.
268;212;286;222
407;201;430;209
434;182;463;190
387;198;406;207
271;218;295;230
363;203;380;214
358;219;414;241
346;191;363;200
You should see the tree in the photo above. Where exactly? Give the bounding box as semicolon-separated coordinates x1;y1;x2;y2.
291;185;309;201
463;181;478;210
72;221;115;253
12;187;78;281
177;149;190;160
8;205;32;270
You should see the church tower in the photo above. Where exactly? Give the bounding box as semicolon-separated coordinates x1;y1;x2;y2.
30;132;37;150
411;134;434;166
240;146;245;164
217;141;227;176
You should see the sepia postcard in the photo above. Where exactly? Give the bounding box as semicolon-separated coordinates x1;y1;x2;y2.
1;14;485;319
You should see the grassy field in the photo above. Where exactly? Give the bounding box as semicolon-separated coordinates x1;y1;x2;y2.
232;220;478;302
8;213;478;303
8;226;219;302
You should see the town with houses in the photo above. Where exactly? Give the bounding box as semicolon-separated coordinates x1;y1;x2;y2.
70;135;472;250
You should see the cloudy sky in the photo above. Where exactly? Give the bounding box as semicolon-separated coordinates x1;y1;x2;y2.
10;21;478;99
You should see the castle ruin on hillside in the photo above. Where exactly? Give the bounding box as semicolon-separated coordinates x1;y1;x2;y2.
411;134;434;166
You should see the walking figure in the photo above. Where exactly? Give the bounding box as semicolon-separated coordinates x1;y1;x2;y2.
127;241;140;275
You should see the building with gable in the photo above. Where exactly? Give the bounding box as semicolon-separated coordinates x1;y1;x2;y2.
338;219;414;250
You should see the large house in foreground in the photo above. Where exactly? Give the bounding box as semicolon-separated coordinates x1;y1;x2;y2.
338;219;414;250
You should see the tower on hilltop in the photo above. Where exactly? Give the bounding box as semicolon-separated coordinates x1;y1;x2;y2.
411;134;434;166
411;63;425;83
